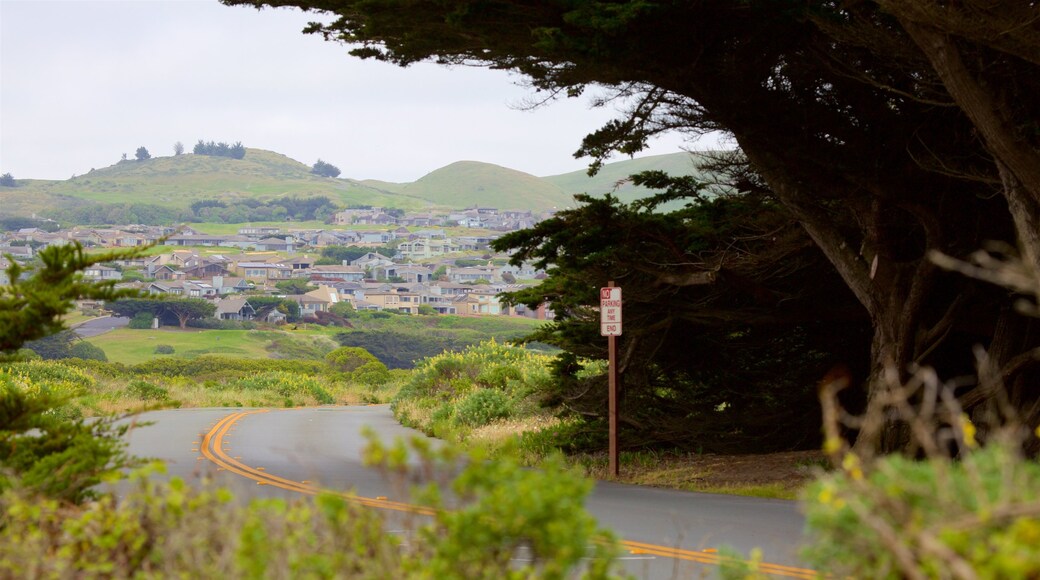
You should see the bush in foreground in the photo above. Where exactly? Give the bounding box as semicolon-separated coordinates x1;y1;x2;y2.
0;439;622;578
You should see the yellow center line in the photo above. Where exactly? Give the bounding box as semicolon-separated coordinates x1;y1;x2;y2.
201;410;818;579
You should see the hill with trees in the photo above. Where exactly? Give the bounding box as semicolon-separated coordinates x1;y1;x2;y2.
0;148;703;222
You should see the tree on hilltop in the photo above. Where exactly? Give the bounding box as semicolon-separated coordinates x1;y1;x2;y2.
173;141;184;156
193;139;246;159
135;146;151;161
311;159;341;178
0;173;15;187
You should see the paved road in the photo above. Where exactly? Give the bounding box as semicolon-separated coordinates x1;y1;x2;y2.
120;407;814;579
72;315;128;337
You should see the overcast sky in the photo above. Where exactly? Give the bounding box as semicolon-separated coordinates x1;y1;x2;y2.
0;0;707;183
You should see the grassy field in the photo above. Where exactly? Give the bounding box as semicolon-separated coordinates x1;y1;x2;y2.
86;328;278;364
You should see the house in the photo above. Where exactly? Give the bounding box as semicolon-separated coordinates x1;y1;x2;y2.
349;252;394;269
83;265;122;281
238;226;281;237
355;230;395;245
448;266;500;283
214;297;256;320
211;276;253;295
181;261;231;279
363;290;402;311
235;262;293;281
183;281;217;298
307;265;366;282
432;282;475;297
0;245;33;261
397;238;460;259
454;291;502;316
149;264;182;281
290;293;332;317
254;237;295;252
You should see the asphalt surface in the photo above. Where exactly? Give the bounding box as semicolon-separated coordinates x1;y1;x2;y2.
72;315;129;337
120;406;813;578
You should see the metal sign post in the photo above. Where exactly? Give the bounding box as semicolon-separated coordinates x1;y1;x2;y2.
600;283;622;478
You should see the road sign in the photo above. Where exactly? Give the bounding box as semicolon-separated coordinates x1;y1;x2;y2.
600;286;622;336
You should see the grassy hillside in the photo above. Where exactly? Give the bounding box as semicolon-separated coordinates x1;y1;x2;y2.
0;150;714;220
401;161;574;211
543;152;705;204
3;149;427;215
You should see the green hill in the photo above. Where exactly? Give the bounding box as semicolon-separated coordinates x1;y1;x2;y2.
2;149;426;215
543;152;704;204
0;150;713;221
401;161;574;211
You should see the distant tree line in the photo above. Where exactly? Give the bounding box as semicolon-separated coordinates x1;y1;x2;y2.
0;217;60;233
50;203;188;228
193;140;246;159
187;195;337;223
0;173;16;187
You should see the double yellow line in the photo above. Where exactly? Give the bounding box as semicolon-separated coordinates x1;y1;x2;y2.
201;410;817;579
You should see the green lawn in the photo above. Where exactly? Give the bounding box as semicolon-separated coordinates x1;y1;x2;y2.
87;328;277;365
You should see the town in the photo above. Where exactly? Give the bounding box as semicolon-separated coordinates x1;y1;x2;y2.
0;206;554;323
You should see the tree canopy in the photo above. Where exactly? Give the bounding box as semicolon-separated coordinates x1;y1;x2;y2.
224;0;1040;450
311;159;342;178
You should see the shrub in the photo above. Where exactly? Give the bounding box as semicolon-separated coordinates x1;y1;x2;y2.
234;372;334;405
454;389;513;427
154;344;175;355
187;318;256;330
128;311;154;329
800;365;1040;578
0;440;622;577
351;360;391;386
325;346;379;373
126;379;169;401
69;341;107;361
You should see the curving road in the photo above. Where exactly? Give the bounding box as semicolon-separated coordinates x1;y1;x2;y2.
72;315;129;338
120;406;815;579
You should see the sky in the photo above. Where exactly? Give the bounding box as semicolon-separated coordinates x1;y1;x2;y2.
0;0;707;183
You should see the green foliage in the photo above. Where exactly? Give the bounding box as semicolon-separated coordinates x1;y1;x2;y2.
0;436;621;577
0;173;15;187
329;300;356;318
274;278;313;294
134;146;151;161
69;341;107;362
130;355;326;379
417;304;436;315
363;435;621;579
23;330;77;360
193;139;246;159
454;389;513;427
248;296;301;322
325;346;379;373
393;340;552;441
0;242;146;354
128;311;155;329
126;379;169;401
802;443;1040;578
153;344;175;354
311;159;341;178
234;372;335;405
0;466;402;577
0;369;135;503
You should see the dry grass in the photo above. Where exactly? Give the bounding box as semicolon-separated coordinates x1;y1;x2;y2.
573;450;825;500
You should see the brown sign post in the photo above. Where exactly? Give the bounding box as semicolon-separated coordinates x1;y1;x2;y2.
600;282;622;478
